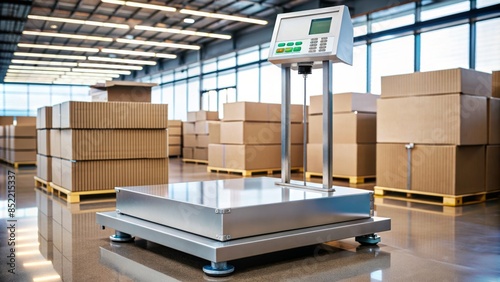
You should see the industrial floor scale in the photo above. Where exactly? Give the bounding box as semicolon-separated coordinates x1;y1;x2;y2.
96;5;391;276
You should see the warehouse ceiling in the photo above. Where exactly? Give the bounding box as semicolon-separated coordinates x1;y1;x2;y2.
0;0;317;85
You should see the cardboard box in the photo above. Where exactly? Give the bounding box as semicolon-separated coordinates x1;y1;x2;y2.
168;145;181;156
50;130;61;158
308;113;376;144
52;157;62;186
90;81;156;102
187;112;197;122
310;93;378;115
196;134;210;148
376;144;485;195
0;148;4;160
169;127;182;136
183;134;196;147
60;129;168;161
195;121;219;135
6;149;36;162
194;147;208;160
9;138;36;150
220;122;303;145
37;130;51;156
7;125;36;137
0;126;4;137
16;117;36;126
223;102;303;123
168;135;182;146
168;120;182;127
183;122;195;134
224;144;303;170
196;110;219;121
208;144;224;167
37;154;52;181
0;137;4;149
37;107;53;129
59;101;168;129
209;123;221;144
183;147;194;159
52;104;61;128
381;68;492;98
307;143;376;176
486;145;500;192
377;94;487;145
0;117;14;125
493;71;500;98
489;98;500;144
61;158;168;192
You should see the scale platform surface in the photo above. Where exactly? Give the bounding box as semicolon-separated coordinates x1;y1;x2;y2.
96;177;391;275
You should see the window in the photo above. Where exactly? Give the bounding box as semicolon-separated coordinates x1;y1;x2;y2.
477;0;500;8
260;63;281;104
218;70;236;88
353;16;368;37
476;18;500;73
5;92;28;115
218;53;236;70
237;66;259;102
420;24;469;71
237;46;259;65
371;35;414;94
187;78;200;112
203;59;217;73
371;3;415;33
333;45;367;93
260;44;270;60
162;72;174;83
175;69;188;80
152;86;162;103
202;74;216;91
421;0;470;21
188;64;200;77
162;84;174;120
291;67;323;105
174;82;187;121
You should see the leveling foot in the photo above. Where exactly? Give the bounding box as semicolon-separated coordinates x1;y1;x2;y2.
203;262;235;276
110;231;135;243
355;233;381;246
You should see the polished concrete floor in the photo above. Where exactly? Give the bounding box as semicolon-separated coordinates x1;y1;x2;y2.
0;159;499;282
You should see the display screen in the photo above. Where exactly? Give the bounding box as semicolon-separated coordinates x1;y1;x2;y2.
308;17;332;35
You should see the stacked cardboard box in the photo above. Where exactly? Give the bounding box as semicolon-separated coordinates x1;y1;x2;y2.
89;81;156;102
168;120;182;157
377;68;493;195
183;111;219;161
487;71;500;192
36;106;53;181
306;93;378;179
49;101;169;192
0;117;36;162
4;125;37;163
208;102;304;170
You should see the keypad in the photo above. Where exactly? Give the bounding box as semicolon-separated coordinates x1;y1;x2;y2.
275;41;303;53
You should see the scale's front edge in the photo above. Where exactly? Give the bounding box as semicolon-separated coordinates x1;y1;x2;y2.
97;211;391;262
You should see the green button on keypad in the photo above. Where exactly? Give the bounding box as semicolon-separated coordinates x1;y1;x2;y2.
293;47;301;52
278;43;285;47
285;47;293;52
295;41;303;45
286;42;294;46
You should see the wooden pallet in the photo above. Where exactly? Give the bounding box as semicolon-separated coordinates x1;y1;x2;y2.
374;186;500;207
182;158;209;165
34;176;52;193
50;182;116;203
208;166;303;177
305;172;375;184
0;159;36;169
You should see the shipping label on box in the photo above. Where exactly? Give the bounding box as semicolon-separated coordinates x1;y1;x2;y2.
60;129;168;161
306;143;375;176
377;94;487;145
376;144;485;195
60;101;168;129
220;122;303;145
308;113;376;144
381;68;492;98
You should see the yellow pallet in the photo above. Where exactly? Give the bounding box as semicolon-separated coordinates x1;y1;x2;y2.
208;166;303;177
374;186;500;207
305;172;375;184
182;158;209;165
34;176;52;193
1;159;36;169
49;182;116;203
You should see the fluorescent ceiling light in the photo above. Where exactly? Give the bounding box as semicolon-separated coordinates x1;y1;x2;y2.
4;79;53;84
134;25;231;40
102;48;177;59
87;56;156;65
183;18;195;24
180;9;268;25
116;38;200;50
71;68;131;75
64;72;120;78
6;73;61;78
78;63;142;70
18;43;99;53
11;59;77;67
60;75;112;80
9;65;72;71
14;52;86;60
101;0;176;12
7;69;66;75
28;15;129;29
23;31;113;42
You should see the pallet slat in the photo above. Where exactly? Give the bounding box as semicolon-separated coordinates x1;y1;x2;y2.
182;158;208;165
374;186;500;207
306;172;375;184
1;159;37;169
34;176;52;193
49;182;115;203
208;166;303;177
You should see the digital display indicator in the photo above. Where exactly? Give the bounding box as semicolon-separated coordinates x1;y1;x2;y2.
308;17;332;35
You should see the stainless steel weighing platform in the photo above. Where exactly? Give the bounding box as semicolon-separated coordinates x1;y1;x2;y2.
97;6;390;276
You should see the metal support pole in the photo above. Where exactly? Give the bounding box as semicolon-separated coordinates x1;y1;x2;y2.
303;74;308;185
322;61;333;190
281;66;292;184
405;143;414;190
